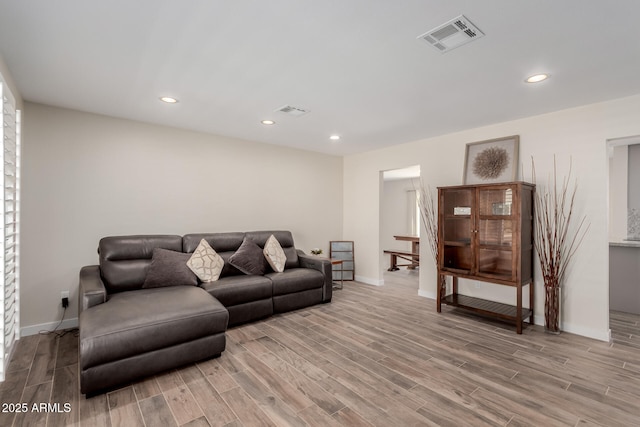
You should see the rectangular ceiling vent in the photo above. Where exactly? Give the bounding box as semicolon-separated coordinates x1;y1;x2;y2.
275;105;309;117
417;15;484;53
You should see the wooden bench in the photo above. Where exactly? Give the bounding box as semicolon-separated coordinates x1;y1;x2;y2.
384;250;420;271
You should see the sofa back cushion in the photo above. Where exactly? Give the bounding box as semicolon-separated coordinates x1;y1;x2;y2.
183;231;299;276
99;235;183;293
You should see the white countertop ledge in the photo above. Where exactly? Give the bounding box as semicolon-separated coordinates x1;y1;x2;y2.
610;239;640;248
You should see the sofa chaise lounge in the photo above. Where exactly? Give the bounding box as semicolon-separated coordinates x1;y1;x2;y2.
78;230;332;394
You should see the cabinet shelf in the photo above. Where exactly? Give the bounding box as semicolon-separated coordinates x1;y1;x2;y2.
441;294;532;323
443;240;471;247
479;215;514;220
476;269;513;279
478;243;513;250
443;267;471;275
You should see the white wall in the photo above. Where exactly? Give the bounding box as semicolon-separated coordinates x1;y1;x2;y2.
629;144;640;210
381;178;417;252
21;102;343;334
609;145;628;240
344;93;640;341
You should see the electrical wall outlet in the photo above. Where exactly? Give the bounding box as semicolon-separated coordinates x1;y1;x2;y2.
61;291;69;308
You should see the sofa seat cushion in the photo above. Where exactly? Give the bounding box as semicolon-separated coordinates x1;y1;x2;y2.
201;275;273;307
266;268;324;296
80;286;228;370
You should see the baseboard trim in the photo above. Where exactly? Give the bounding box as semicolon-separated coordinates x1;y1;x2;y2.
559;321;611;342
17;307;613;342
355;276;384;286
21;318;79;337
418;289;436;299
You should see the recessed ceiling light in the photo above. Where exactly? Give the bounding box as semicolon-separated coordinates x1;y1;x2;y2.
329;135;340;141
261;120;275;125
160;96;178;103
525;74;549;83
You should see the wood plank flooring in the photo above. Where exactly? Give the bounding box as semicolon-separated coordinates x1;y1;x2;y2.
1;270;640;426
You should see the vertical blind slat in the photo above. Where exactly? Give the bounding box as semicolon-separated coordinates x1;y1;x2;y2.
0;78;21;382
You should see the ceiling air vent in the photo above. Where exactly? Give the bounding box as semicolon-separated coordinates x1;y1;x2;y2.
417;15;484;53
275;105;309;117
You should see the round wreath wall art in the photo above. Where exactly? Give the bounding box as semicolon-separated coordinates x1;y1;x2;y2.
472;146;509;180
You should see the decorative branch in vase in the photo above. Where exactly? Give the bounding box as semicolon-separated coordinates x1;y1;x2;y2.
532;156;589;334
415;179;445;296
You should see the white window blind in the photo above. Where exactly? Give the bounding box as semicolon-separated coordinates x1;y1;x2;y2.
0;76;20;382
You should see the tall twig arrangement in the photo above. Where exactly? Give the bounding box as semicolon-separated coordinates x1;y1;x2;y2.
532;156;589;333
415;179;438;264
415;179;446;294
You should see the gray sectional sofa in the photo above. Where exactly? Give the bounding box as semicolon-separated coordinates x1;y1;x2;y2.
78;230;332;395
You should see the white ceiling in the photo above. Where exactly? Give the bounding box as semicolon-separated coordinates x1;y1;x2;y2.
1;1;640;156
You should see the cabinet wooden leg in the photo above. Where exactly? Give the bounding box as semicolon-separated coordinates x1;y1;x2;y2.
516;284;523;334
452;276;458;300
436;273;442;313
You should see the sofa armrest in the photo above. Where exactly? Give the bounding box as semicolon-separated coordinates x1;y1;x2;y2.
297;250;332;302
79;265;107;314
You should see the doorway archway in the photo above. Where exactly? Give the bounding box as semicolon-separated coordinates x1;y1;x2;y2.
380;165;421;291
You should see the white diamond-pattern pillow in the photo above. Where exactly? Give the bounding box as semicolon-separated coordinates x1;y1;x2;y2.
187;239;224;282
263;234;287;273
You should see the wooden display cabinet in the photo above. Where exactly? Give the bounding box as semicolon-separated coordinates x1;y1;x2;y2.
437;182;535;333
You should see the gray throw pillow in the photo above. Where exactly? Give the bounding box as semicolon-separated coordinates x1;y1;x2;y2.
142;248;198;288
229;237;268;275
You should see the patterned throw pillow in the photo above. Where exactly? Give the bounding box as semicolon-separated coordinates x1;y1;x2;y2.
187;239;224;282
263;234;287;273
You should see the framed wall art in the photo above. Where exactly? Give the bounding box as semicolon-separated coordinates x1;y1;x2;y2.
463;135;519;184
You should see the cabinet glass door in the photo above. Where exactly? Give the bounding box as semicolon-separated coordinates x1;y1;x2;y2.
441;189;473;272
477;187;515;279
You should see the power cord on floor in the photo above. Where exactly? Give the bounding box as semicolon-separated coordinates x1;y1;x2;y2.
38;306;79;337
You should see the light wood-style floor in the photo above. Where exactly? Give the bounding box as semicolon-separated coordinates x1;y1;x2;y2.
1;270;640;427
